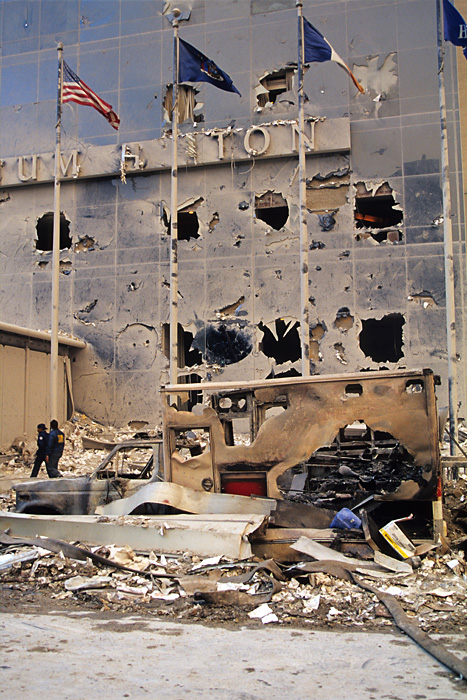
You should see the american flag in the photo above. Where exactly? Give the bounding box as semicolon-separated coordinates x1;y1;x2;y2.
62;61;120;130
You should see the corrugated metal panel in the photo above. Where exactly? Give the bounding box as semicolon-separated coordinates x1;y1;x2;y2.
0;345;67;449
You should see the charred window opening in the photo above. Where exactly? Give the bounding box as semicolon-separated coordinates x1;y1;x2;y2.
214;394;248;414
280;422;430;532
167;198;204;241
406;379;424;394
259;318;301;365
334;308;354;333
193;323;252;366
36;212;71;251
172;428;210;463
355;182;403;230
163;84;203;125
211;393;252;447
256;67;295;108
345;383;363;397
359;314;405;363
177;211;199;240
162;323;203;369
255;192;289;230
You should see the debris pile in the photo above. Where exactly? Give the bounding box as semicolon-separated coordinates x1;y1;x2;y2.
1;411;467;679
1;506;466;637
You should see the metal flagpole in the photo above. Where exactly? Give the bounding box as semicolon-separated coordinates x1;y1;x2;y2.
169;10;181;388
437;0;459;453
297;1;310;376
50;41;64;421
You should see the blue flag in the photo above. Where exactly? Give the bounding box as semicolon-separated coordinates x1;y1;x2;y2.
443;0;467;60
303;17;364;93
179;38;241;95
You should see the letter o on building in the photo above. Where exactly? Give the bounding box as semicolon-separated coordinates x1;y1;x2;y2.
244;126;270;156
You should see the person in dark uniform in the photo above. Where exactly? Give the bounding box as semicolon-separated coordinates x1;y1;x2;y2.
30;423;49;478
46;419;65;478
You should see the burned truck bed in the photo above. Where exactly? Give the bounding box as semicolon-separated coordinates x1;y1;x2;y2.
161;369;442;540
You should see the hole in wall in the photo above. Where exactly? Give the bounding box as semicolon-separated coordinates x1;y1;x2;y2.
163;84;203;125
36;212;71;251
356;229;402;244
162;323;203;369
209;212;219;231
354;182;403;230
266;367;301;379
259;318;301;364
193;323;253;366
256;66;296;108
334;308;354;332
255;191;289;230
359;313;405;363
408;292;437;308
168;198;204;241
74;235;95;252
177;211;199;240
307;169;350;212
309;322;326;363
334;342;347;365
218;296;245;319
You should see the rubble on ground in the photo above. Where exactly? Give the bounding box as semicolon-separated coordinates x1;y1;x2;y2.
0;528;466;636
0;414;466;649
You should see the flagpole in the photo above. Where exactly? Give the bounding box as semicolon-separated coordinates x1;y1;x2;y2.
169;10;181;389
437;0;459;454
297;1;310;376
50;42;64;422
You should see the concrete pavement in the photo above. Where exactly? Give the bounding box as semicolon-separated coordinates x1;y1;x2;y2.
0;611;465;699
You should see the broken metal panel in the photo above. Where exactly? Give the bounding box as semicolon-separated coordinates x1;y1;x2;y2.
0;512;267;559
162;370;440;501
96;481;275;517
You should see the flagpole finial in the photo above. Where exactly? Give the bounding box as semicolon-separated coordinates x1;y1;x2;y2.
171;8;181;26
57;41;63;50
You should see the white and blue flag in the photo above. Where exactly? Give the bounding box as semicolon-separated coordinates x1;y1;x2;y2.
303;17;364;93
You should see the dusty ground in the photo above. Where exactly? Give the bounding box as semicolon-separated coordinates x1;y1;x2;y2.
2;611;465;700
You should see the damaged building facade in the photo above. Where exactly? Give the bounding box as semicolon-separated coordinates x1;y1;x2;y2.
0;0;466;436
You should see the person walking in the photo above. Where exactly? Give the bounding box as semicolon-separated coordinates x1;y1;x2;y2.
30;423;49;478
46;419;65;478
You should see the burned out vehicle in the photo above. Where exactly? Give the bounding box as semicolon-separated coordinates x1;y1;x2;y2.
161;368;443;540
14;440;162;515
15;369;443;540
